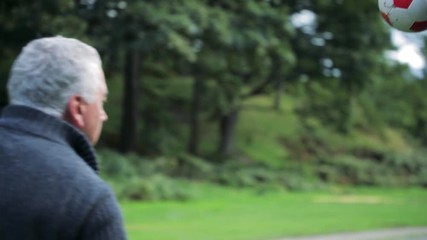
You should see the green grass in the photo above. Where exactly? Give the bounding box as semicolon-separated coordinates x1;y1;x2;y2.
236;95;302;168
121;183;427;240
234;95;415;170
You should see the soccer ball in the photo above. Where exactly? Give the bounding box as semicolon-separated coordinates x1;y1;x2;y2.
378;0;427;32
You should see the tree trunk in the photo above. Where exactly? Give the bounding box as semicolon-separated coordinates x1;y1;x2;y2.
187;75;202;155
270;53;282;111
217;108;239;157
118;50;140;153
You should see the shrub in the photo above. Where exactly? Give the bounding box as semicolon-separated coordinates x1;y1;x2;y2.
97;149;196;201
173;154;215;179
119;175;193;201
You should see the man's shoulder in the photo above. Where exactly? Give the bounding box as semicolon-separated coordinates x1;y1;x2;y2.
0;128;107;196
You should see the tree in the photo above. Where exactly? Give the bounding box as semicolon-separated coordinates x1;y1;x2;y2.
76;0;207;153
288;0;394;132
201;0;295;157
0;0;86;108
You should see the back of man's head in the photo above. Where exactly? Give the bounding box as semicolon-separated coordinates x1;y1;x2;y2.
7;36;102;117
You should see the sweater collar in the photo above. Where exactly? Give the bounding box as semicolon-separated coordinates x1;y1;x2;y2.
0;105;99;173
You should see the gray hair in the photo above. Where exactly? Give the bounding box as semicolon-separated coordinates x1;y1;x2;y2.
7;36;103;117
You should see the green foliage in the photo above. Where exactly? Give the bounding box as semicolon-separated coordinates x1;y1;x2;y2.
0;0;88;106
234;95;427;189
214;162;321;192
173;154;215;179
120;176;193;201
295;79;354;132
98;149;221;201
98;149;195;201
236;95;301;167
317;150;427;187
98;82;427;201
215;163;278;188
2;0;427;197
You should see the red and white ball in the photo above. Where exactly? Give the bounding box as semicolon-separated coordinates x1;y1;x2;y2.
378;0;427;32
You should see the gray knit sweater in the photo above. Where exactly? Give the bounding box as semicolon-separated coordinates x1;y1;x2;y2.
0;105;127;240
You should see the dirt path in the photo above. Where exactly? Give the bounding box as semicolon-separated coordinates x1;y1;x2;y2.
275;227;427;240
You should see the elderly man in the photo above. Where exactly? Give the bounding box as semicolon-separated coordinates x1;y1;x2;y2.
0;36;127;240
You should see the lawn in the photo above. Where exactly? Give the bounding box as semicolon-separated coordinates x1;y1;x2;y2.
121;184;427;240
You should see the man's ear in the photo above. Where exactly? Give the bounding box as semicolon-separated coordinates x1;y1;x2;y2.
63;95;86;128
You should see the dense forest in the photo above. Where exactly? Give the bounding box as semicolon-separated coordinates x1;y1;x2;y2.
1;0;427;200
